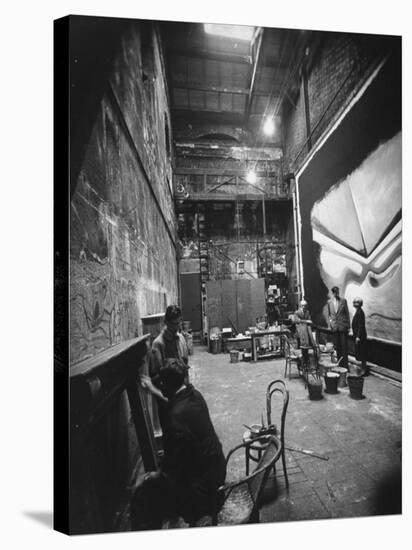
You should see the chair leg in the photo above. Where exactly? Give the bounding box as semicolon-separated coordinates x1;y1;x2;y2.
282;447;289;489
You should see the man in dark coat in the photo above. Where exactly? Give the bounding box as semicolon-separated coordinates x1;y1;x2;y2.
327;286;350;369
132;358;226;530
351;297;369;375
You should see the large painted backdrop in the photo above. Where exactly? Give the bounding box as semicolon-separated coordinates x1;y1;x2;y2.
297;48;401;343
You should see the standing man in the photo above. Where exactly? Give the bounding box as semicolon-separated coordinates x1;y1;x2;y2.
327;286;350;369
352;297;369;376
151;305;189;383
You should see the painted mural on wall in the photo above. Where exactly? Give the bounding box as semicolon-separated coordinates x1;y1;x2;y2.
69;23;178;364
298;53;401;343
311;133;401;342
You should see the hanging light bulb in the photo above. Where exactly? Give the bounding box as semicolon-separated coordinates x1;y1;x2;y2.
263;117;275;136
246;169;257;184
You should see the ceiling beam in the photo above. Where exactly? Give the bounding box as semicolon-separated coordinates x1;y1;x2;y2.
245;28;265;120
172;108;245;124
172;81;249;95
174;167;279;177
168;48;252;65
172;80;282;98
178;193;290;202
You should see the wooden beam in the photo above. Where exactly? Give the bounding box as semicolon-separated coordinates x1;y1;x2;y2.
245;28;264;120
172;80;280;97
172;81;249;95
169;48;252;65
181;193;291;202
174;167;279;176
172;108;245;124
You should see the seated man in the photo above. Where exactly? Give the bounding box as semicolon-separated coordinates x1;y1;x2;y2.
132;358;226;530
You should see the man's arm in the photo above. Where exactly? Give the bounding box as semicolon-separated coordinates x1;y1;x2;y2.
149;342;164;386
343;299;350;329
140;374;168;403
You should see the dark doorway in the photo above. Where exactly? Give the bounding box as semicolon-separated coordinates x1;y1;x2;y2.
180;273;202;331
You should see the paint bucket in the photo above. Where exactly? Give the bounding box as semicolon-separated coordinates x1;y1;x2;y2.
243;351;252;362
319;362;334;377
230;350;240;363
332;366;348;388
324;371;340;394
209;338;221;354
347;374;365;400
308;379;323;401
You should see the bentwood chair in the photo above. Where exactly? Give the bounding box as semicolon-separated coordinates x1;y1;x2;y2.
283;334;302;379
213;434;282;525
266;380;289;488
243;380;289;489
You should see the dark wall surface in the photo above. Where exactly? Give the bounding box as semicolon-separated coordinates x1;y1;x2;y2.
298;47;401;346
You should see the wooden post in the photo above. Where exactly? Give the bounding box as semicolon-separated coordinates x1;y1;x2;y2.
262;194;266;237
126;380;158;472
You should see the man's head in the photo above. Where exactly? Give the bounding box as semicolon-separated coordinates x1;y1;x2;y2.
353;297;363;308
164;305;182;334
300;299;308;310
331;286;340;298
159;358;187;398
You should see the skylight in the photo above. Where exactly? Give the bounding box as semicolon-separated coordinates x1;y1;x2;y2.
204;23;255;41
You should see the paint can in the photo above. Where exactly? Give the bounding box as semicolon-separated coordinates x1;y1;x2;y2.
209;338;221;354
230;350;239;363
308;379;323;401
332;366;348;388
324;371;340;394
347;374;365;399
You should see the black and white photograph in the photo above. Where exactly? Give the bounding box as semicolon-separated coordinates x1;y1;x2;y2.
2;1;409;548
54;13;402;535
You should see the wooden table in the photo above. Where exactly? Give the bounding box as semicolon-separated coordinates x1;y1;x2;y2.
251;330;289;362
224;336;252;353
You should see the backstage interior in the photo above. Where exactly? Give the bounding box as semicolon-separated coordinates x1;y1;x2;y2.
56;16;402;534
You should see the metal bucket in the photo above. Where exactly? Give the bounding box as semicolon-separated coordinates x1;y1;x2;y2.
230;350;239;363
332;366;348;388
324;372;340;394
308;380;323;401
347;374;365;399
209;338;221;354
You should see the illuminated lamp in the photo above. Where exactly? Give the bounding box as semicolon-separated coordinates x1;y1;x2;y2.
246;170;257;184
263;117;275;136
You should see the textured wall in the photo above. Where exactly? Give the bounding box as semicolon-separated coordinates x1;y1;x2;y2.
70;23;178;364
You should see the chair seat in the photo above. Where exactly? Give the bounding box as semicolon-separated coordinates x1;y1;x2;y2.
217;485;254;525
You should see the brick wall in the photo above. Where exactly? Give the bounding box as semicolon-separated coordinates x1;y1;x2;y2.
283;32;392;174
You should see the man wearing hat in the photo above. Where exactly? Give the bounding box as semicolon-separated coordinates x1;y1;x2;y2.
327;286;350;369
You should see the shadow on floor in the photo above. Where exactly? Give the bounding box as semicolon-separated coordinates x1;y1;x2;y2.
23;511;53;529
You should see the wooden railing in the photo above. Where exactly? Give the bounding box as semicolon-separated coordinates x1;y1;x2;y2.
69;335;157;534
